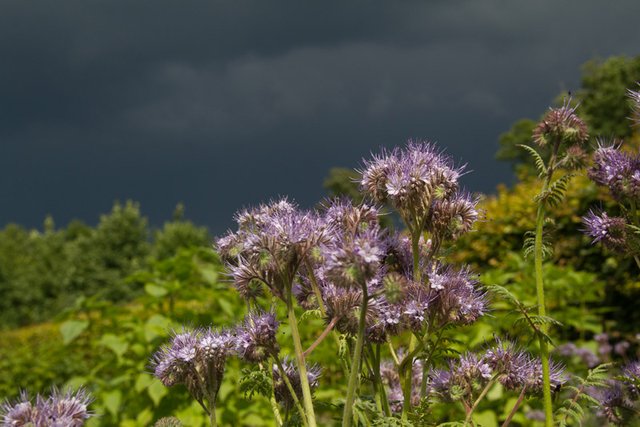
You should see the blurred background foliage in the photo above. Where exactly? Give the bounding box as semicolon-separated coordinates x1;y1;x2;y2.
2;55;640;426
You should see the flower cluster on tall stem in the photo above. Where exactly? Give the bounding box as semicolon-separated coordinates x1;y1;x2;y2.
523;98;589;426
360;140;483;419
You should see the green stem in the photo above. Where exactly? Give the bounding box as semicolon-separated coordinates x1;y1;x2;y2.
501;386;527;427
402;231;422;418
268;361;284;427
342;284;368;427
534;166;554;427
273;354;309;427
368;343;392;417
464;378;497;426
287;300;317;427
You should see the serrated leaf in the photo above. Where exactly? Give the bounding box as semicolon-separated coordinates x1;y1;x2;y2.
60;320;89;345
518;144;547;176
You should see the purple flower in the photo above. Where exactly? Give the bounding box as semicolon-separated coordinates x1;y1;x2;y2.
216;199;328;301
272;358;321;410
427;265;487;326
426;192;479;240
588;141;640;203
532;100;588;147
1;389;93;427
582;209;628;251
360;140;464;228
235;311;280;362
322;227;387;288
484;339;533;390
151;328;234;399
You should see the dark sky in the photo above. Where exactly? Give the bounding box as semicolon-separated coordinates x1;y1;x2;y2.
2;1;639;235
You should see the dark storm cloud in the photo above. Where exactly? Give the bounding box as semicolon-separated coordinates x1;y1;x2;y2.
2;0;639;233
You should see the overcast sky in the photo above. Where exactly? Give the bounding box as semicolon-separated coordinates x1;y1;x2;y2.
2;1;639;234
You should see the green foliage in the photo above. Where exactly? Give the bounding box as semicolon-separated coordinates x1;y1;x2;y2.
555;363;612;427
0;201;210;328
578;56;640;138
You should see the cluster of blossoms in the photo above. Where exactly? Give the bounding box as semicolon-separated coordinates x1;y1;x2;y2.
360;140;477;240
532;100;589;149
212;141;488;424
583;87;640;257
429;340;566;402
151;310;309;413
216;199;327;301
1;388;92;427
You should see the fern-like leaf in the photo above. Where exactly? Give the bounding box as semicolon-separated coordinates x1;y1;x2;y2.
535;174;574;207
518;144;547;176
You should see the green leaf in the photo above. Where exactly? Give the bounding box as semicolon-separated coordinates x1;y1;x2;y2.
144;283;168;297
135;373;154;392
148;379;168;406
99;333;129;357
144;314;171;342
102;389;122;417
517;144;547;176
199;266;219;285
60;320;89;345
217;298;234;318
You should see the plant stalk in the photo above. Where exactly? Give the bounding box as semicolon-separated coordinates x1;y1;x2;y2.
342;284;368;427
287;300;317;427
534;161;555;427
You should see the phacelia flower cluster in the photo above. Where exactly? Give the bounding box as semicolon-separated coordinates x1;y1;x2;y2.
588;141;640;204
360;140;475;235
582;209;629;252
532;100;589;148
151;328;234;402
216;199;327;301
429;341;566;402
1;388;93;427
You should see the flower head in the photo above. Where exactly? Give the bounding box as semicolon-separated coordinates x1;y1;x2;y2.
216;199;327;300
1;389;93;427
360;140;464;227
533;100;588;147
235;311;280;362
151;328;234;400
582;209;628;251
588;141;640;203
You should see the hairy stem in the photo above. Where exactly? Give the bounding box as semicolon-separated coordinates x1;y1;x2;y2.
287;299;317;427
272;354;309;427
267;361;284;427
342;285;369;427
501;386;527;427
402;231;422;418
532;142;561;427
464;377;497;426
